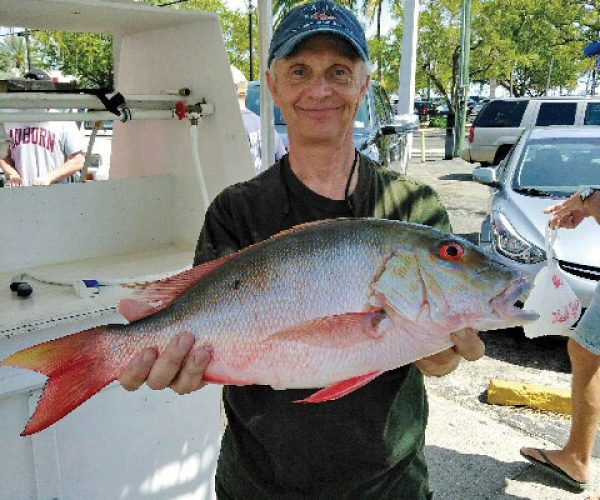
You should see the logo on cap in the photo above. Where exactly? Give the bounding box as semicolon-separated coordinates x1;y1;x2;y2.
311;12;336;20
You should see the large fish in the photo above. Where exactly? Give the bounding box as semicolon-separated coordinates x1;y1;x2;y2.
2;218;538;436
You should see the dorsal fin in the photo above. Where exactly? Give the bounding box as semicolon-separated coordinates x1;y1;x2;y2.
119;219;355;322
119;254;236;321
265;218;350;240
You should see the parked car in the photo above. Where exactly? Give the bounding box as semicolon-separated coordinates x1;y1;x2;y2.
245;81;416;168
434;100;449;117
413;98;449;117
414;99;432;117
469;102;486;122
462;96;600;166
473;126;600;312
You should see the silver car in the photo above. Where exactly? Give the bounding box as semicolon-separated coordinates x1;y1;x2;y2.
473;126;600;309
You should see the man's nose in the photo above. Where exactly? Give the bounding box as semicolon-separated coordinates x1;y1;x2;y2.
306;75;333;98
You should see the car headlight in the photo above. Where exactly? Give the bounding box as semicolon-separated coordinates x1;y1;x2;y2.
491;211;546;264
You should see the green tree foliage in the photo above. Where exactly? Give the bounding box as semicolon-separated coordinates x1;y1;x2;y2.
383;0;461;108
142;0;259;80
32;31;113;88
0;34;30;77
379;0;600;108
473;0;598;96
23;0;254;88
12;0;599;101
360;0;387;80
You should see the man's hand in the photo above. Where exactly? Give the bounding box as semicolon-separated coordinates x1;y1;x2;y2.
544;193;587;229
7;172;23;187
415;328;484;377
118;332;210;395
33;174;52;186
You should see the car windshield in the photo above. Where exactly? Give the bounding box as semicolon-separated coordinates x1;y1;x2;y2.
513;136;600;196
245;84;370;131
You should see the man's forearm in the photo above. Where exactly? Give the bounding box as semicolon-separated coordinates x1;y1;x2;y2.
0;157;19;177
45;153;84;184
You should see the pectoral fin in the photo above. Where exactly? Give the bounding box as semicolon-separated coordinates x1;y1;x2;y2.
267;310;388;348
294;371;382;403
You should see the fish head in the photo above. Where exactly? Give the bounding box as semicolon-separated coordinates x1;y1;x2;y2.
372;227;538;333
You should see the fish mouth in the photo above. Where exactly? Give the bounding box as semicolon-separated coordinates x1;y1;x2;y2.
490;278;539;323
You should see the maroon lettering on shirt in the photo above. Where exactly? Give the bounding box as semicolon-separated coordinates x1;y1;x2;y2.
46;130;55;152
10;129;19;146
39;128;47;148
9;127;56;153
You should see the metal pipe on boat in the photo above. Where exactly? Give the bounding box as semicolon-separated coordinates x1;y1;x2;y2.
0;109;176;123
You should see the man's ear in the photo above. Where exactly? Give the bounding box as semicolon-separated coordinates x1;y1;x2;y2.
265;69;280;107
360;73;371;100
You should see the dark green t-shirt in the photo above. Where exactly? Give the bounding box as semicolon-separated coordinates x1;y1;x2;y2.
194;154;451;499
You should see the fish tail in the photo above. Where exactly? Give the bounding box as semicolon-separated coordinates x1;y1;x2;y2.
1;327;121;436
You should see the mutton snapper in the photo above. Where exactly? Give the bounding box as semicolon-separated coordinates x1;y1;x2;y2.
2;218;538;435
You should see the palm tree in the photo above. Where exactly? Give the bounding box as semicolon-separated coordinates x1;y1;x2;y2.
360;0;385;80
0;34;28;77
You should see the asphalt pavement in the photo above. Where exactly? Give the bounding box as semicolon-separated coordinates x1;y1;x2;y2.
403;129;600;499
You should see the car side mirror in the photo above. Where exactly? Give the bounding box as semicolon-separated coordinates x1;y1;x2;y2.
472;167;502;188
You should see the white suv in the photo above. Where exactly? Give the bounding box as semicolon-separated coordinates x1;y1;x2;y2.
461;96;600;165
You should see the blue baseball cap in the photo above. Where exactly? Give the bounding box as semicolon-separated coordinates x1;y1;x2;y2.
268;0;369;66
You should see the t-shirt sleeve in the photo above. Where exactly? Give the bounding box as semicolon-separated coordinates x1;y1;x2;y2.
408;184;452;233
193;191;243;266
62;122;85;157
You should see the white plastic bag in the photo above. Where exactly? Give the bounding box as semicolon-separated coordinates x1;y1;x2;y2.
522;227;582;338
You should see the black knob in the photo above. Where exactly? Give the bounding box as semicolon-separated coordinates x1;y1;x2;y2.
16;283;33;297
10;281;26;291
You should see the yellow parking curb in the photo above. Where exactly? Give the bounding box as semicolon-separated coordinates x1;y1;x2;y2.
487;379;572;415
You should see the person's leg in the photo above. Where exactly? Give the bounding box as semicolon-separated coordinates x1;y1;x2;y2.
521;284;600;487
559;339;600;479
521;339;600;484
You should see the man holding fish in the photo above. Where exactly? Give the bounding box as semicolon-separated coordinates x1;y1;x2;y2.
4;1;544;497
118;2;487;497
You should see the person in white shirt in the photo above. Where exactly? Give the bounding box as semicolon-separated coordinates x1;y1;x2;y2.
231;65;287;175
1;118;84;187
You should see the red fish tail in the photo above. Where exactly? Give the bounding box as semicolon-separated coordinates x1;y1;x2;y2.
1;327;121;436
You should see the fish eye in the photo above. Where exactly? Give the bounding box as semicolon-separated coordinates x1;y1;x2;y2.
438;242;464;261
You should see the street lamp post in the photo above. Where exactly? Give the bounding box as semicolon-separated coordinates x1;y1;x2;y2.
453;0;471;158
248;0;254;81
16;30;32;73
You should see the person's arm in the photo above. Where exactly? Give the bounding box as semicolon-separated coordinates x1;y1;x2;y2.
545;189;600;228
33;151;84;186
0;154;23;187
119;194;241;394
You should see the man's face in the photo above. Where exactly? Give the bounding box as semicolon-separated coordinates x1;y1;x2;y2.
267;36;369;148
